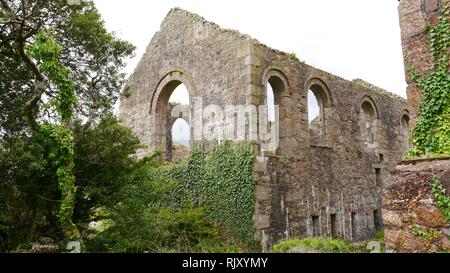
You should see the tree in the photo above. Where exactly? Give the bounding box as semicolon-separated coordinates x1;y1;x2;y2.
0;0;135;251
0;0;135;135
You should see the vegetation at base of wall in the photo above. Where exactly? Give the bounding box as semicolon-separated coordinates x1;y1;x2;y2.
407;1;450;159
162;143;258;248
85;157;238;253
431;177;450;223
272;237;366;253
374;229;384;241
85;143;258;253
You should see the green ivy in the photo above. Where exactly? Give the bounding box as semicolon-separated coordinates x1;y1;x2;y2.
161;142;257;248
411;224;440;241
26;31;80;242
407;1;450;158
26;32;77;121
431;177;450;223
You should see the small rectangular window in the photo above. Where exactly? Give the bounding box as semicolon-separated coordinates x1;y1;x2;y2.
351;212;357;240
330;214;337;238
373;210;382;231
312;216;320;237
375;168;382;186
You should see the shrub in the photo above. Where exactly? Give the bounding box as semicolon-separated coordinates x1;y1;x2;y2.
272;237;361;253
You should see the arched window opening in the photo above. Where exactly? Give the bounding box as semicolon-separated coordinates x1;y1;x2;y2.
171;118;190;163
169;84;190;105
307;82;330;146
308;90;320;123
267;75;286;107
155;80;190;162
360;100;377;145
262;72;287;154
400;114;410;151
266;83;275;123
400;114;410;139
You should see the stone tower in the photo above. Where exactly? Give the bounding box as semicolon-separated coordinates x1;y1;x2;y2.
381;1;450;253
398;0;444;124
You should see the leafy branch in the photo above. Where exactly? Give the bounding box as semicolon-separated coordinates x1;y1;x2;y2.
431;177;450;223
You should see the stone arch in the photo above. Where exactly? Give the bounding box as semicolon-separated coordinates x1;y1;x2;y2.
360;96;379;119
261;67;290;154
261;66;290;94
400;111;410;146
151;70;194;161
306;78;332;107
150;70;195;113
306;78;332;146
360;96;379;147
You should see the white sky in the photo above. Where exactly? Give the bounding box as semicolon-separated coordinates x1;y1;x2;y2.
94;0;407;98
93;0;407;143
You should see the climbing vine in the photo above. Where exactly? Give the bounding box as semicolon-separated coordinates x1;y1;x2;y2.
431;177;450;223
162;142;257;248
26;32;80;241
407;1;450;158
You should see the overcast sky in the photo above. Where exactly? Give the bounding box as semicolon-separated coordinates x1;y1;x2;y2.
93;0;407;144
94;0;407;96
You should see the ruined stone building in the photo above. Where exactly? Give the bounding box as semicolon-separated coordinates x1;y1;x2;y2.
381;0;450;252
119;8;409;250
398;0;446;125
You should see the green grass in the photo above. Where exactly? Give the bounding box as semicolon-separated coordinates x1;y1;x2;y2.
375;229;384;241
272;237;365;253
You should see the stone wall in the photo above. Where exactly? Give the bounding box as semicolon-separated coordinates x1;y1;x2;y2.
398;0;445;125
383;158;450;252
119;8;408;250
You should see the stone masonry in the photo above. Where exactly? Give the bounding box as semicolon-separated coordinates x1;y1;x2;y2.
383;159;450;252
381;0;450;252
398;0;445;125
119;8;409;251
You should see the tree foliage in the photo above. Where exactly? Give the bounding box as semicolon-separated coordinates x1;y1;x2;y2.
0;0;135;136
0;0;135;251
0;115;142;252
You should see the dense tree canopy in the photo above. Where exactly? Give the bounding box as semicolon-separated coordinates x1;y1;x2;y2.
0;0;135;136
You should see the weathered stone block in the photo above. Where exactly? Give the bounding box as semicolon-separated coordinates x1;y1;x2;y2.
383;158;450;252
382;210;404;228
425;0;439;12
415;204;448;228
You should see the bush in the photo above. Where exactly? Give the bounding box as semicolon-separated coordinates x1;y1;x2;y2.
272;237;362;253
86;157;240;253
73;115;141;225
0;115;141;252
1;119;258;253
